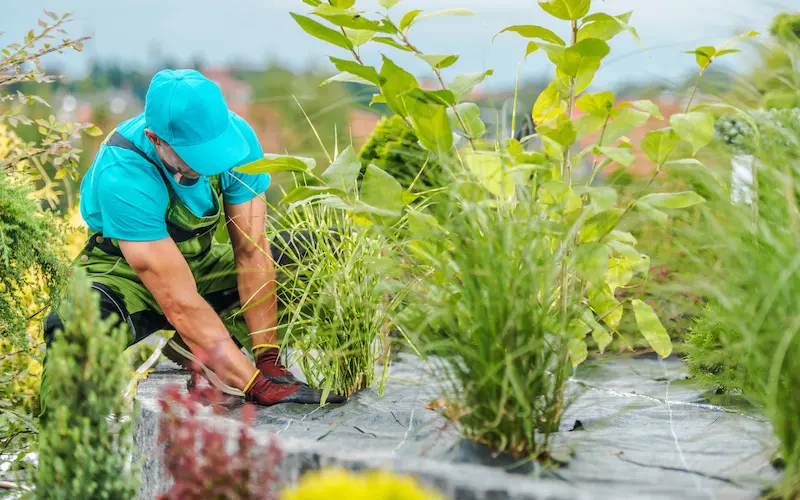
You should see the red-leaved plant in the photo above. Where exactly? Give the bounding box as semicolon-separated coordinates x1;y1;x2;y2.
157;360;281;500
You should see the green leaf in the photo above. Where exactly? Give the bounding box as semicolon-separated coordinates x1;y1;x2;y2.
601;109;650;146
343;28;376;46
329;57;382;85
379;0;401;7
689;45;716;69
637;191;705;209
409;101;453;155
419;53;460;69
321;145;361;192
399;9;423;31
537;113;576;147
321;72;377;87
369;94;387;106
466;153;514;198
568;338;589;368
538;0;591;20
291;13;354;50
539;180;582;212
561;39;610;77
416;8;476;23
631;100;663;120
608;240;650;274
493;25;566;45
360;164;404;215
632;300;672;358
670;111;715;155
85;125;103;136
579;185;617;212
716;30;758;53
372;36;413;51
533;81;564;125
606;257;633;293
449;70;494;101
576;114;605;139
407;211;440;236
608;230;637;245
313;7;395;33
577;12;641;47
579;208;623;243
448;102;485;139
403;88;456;106
235;154;315;174
576;91;615;117
281;185;342;205
380;56;419;117
641;128;679;164
330;0;356;7
526;42;540;58
595;146;634;167
574;242;609;284
591;323;612;353
636;201;668;227
589;285;623;331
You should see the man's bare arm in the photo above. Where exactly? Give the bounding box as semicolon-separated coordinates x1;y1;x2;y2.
119;238;257;390
224;196;278;353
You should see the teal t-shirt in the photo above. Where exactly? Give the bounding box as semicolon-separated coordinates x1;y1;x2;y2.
80;111;270;242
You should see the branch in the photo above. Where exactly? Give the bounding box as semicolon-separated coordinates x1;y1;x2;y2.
398;33;476;151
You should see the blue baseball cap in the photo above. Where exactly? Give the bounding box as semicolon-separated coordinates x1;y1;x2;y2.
144;69;250;176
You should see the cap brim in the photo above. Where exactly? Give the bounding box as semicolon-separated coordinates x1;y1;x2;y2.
172;116;250;176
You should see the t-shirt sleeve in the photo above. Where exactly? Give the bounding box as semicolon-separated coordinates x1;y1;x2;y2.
223;115;271;205
96;164;170;241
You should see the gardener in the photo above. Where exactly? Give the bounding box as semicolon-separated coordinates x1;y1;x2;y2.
40;69;345;412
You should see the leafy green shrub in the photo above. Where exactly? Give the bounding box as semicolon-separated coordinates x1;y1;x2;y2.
36;269;139;500
358;115;443;190
682;302;746;392
0;172;68;344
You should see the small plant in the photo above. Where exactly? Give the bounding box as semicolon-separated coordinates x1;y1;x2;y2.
282;468;443;500
400;181;575;458
157;377;281;500
36;269;139;500
259;200;404;398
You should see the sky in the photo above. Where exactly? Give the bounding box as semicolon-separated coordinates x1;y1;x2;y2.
1;0;796;92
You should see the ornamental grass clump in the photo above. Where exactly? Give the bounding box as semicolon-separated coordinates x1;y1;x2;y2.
263;202;404;398
680;107;800;498
398;179;574;459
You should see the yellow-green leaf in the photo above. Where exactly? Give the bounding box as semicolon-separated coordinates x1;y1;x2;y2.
449;70;494;101
574;242;609;284
568;338;589;368
236;154;315;174
533;81;564;125
606;257;633;293
291;13;354;50
589;285;623;331
638;191;705;209
632;300;672;358
321;145;361;192
493;25;566;45
419;53;460;69
538;0;590;21
670;112;715;155
399;9;422;31
466;153;514;198
579;208;623;243
360;164;404;215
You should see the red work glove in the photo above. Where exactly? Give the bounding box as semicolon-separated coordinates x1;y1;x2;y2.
252;344;297;383
243;370;346;406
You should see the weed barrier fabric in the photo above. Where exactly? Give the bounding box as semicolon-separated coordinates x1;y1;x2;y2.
135;353;781;499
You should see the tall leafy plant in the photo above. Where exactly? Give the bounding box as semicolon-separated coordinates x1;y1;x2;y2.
243;0;759;458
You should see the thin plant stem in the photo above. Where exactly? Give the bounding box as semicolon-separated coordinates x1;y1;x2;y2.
398;33;476;151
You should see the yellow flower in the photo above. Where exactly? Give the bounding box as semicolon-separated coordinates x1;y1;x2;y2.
282;468;443;500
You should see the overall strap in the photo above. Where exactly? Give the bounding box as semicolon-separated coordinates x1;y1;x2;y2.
104;132;219;243
106;131;171;185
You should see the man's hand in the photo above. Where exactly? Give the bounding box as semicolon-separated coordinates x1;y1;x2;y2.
119;238;257;391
